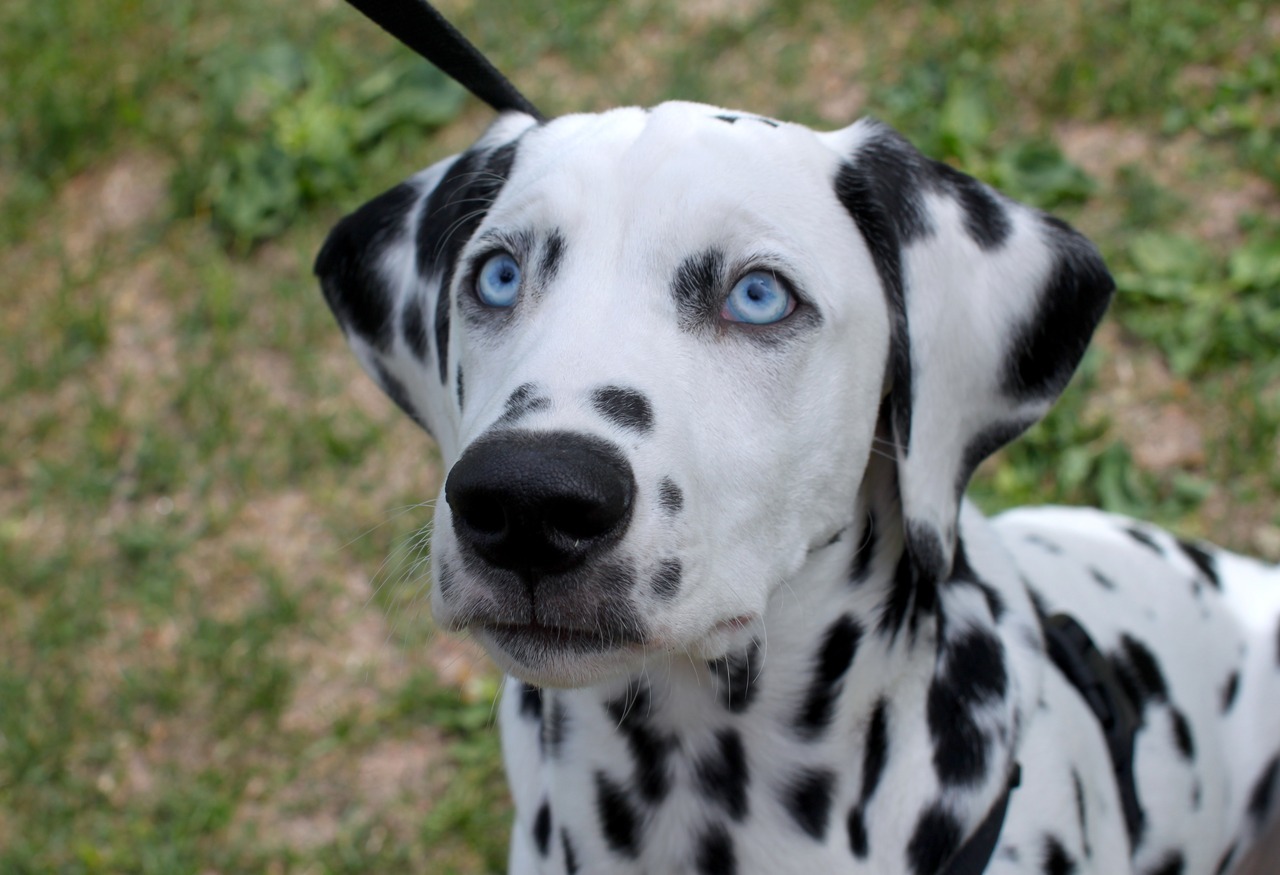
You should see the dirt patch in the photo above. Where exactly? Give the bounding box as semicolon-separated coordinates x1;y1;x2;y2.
59;151;170;269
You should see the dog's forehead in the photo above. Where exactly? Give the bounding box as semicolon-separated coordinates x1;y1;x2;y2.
501;102;840;222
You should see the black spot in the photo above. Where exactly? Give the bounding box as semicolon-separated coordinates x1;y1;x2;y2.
999;218;1114;401
433;273;451;383
1124;526;1164;556
373;360;426;430
1042;835;1078;875
520;682;543;719
658;478;684;515
931;160;1012;250
796;614;863;739
591;386;654;434
1089;568;1117;591
1176;538;1220;588
315;181;420;352
651;558;682;600
951;541;1006;622
709;640;762;713
927;630;1008;785
1071;769;1090;857
402;294;430;360
542;694;567;758
714;114;739;124
781;768;836;840
540;230;565;283
1170;708;1195;760
879;553;918;638
906;804;962;875
533;799;552;856
694;729;749;821
860;698;890;804
497;381;550;426
605;685;672;804
594;771;640;858
1110;634;1168;708
1247;755;1278;827
847;806;869;858
455;366;465;410
1025;534;1064;555
561;828;580;874
957;419;1033;497
696;822;737;875
850;512;878;582
672;248;727;331
1146;850;1185;875
1214;843;1237;875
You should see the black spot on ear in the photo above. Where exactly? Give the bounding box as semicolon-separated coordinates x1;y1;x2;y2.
1147;850;1185;875
709;639;763;713
417;142;522;382
847;806;869;858
658;478;684;515
594;770;640;858
1170;708;1195;760
1041;835;1078;875
694;728;749;821
1221;671;1240;714
651;559;682;600
1177;538;1220;588
1025;534;1064;555
1124;526;1164;556
540;230;565;283
781;768;836;840
316;181;420;352
591;386;654;434
672;248;726;331
696;823;737;875
519;682;543;720
1247;755;1278;828
796;614;862;739
906;804;961;875
1000;219;1114;401
533;799;552;856
714;114;739;124
957;418;1036;498
371;360;428;432
561;828;580;874
402;294;430;360
930;161;1013;250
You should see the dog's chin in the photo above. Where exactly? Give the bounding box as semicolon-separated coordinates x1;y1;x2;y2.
471;623;649;688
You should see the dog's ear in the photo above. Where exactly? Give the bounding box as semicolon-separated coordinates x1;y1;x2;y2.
824;119;1114;585
314;113;539;461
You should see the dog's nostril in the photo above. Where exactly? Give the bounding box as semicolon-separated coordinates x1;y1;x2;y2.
456;494;508;535
546;495;628;541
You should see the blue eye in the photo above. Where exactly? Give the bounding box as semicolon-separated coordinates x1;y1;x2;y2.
721;271;794;325
476;252;521;307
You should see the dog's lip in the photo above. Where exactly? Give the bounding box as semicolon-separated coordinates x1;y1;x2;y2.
477;620;644;651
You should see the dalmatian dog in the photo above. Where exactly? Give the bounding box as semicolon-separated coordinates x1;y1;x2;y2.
315;103;1280;874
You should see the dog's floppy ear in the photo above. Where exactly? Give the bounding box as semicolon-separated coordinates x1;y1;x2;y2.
824;119;1114;585
314;112;539;461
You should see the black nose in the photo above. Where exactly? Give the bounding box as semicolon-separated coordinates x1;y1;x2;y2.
445;431;635;575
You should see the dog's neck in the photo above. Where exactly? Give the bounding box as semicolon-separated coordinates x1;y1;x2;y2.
502;455;1030;869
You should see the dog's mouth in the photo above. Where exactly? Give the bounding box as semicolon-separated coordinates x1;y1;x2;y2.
478;620;642;654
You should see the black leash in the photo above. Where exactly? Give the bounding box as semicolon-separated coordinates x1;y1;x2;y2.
342;0;544;120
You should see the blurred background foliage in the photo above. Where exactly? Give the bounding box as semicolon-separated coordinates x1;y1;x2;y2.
1;0;1277;871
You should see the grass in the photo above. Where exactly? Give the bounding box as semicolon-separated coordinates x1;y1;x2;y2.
1;0;1277;871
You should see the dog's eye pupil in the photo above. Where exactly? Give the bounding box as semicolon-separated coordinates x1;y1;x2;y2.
477;252;522;308
722;271;794;325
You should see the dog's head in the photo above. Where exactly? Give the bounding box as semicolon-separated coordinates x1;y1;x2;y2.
316;103;1113;686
